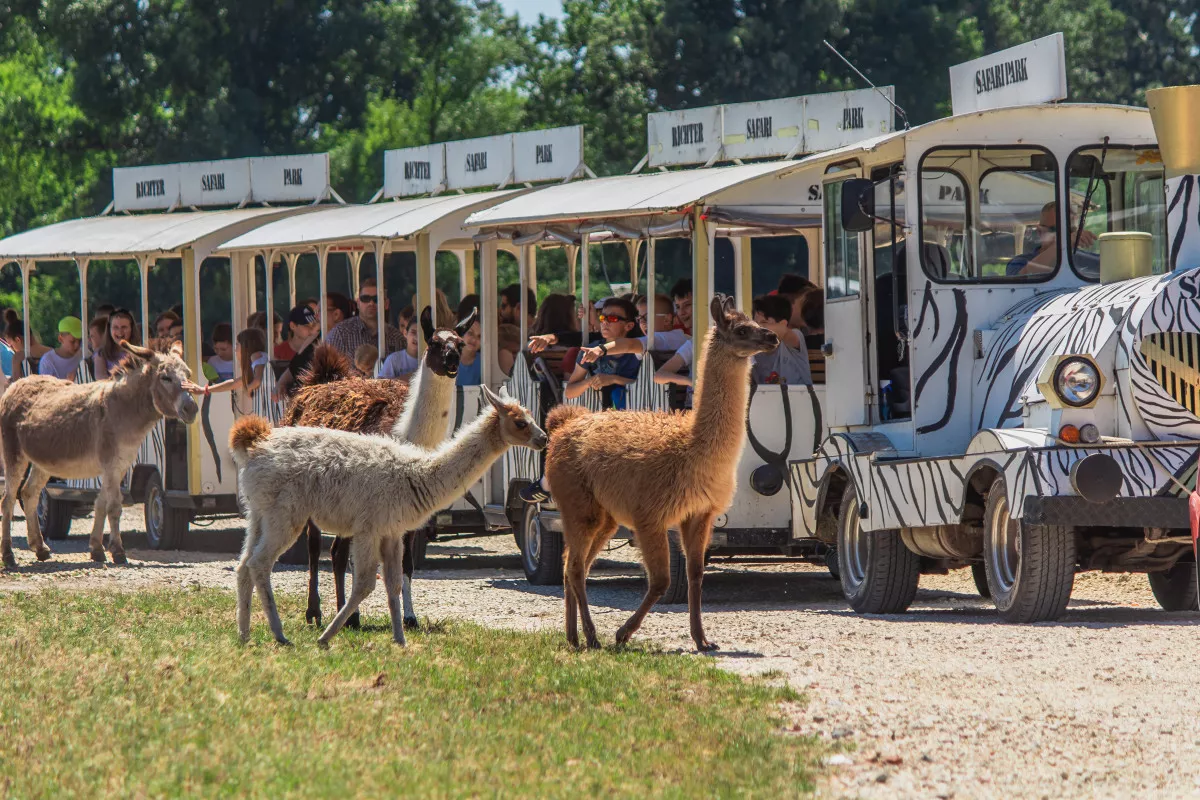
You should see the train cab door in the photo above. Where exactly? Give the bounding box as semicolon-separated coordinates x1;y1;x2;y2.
821;170;871;428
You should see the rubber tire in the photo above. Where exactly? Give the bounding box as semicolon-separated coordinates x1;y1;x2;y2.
824;546;841;580
37;489;74;541
520;503;563;585
837;484;920;614
143;472;188;550
971;562;991;598
410;528;429;570
1148;563;1199;611
661;534;689;605
983;480;1075;623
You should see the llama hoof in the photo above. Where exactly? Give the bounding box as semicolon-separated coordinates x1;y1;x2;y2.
695;640;719;653
239;633;250;645
346;612;361;630
317;638;332;650
274;638;293;648
111;552;128;566
586;638;602;650
403;616;420;630
90;549;106;563
305;608;322;626
35;547;51;562
614;627;634;645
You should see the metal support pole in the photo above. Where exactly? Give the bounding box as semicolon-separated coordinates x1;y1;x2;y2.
77;258;90;358
137;255;151;344
692;208;713;366
374;240;388;365
646;238;657;340
317;245;330;336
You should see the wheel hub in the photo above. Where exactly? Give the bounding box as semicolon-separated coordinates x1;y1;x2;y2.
523;508;542;570
989;495;1020;594
843;503;869;590
147;486;164;548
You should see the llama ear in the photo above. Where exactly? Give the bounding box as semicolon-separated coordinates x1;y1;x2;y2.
710;295;730;331
481;384;505;410
456;306;479;337
722;294;737;316
168;339;185;358
419;306;435;345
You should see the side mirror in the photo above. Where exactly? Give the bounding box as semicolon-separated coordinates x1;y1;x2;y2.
840;178;875;233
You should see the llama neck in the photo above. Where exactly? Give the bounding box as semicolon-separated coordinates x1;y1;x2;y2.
391;362;456;448
396;409;508;519
688;329;752;456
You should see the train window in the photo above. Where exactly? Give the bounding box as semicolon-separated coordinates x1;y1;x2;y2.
1068;146;1167;279
824;180;860;299
918;147;1059;283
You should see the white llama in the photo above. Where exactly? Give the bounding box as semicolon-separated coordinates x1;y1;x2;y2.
230;385;546;647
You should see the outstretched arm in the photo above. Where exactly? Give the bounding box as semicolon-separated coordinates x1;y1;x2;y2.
579;338;645;364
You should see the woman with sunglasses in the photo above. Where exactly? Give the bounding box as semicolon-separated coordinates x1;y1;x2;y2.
93;309;141;379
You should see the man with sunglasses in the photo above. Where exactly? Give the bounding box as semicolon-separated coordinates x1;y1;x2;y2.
324;278;403;365
1006;201;1097;276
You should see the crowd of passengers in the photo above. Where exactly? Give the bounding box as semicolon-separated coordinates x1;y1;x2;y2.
0;272;825;419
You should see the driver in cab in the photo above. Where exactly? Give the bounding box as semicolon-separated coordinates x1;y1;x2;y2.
1006;201;1098;276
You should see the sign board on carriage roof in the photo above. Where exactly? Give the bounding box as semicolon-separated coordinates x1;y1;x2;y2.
949;33;1067;115
646;88;896;168
113;153;331;212
383;125;584;198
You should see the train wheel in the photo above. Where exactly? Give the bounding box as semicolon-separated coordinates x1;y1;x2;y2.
1148;563;1199;611
37;489;74;541
983;479;1074;623
520;504;563;585
143;472;188;550
837;484;919;614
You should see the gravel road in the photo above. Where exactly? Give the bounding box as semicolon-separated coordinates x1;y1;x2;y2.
3;509;1199;799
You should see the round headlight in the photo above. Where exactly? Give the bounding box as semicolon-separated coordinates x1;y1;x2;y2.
1053;357;1101;407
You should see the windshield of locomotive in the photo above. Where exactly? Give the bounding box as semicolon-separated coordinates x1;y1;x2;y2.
1067;146;1167;280
919;147;1060;282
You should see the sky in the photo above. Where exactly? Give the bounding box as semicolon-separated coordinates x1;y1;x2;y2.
496;0;565;23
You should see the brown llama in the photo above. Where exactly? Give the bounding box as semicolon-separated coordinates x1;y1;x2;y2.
285;306;474;628
1;340;199;567
544;295;778;651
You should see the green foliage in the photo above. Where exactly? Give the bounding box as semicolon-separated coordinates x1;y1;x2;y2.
0;589;820;797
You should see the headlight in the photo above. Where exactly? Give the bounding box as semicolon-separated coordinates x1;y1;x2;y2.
1053;357;1101;407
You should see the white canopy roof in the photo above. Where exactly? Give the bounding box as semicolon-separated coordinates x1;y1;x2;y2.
0;207;300;261
465;160;812;229
218;189;519;252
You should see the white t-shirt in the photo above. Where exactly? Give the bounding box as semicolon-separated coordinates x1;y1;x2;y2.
38;349;82;380
380;349;420;378
638;329;690;353
208;355;235;382
675;338;694;366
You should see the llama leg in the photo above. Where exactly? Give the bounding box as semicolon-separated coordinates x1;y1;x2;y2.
318;537;379;647
330;536;360;629
245;517;304;646
401;529;418;629
615;527;671;645
235;512;263;643
380;534;407;646
680;512;718;652
563;545;599;649
102;470;128;564
1;454;28;568
19;465;52;561
563;544;580;648
305;520;322;625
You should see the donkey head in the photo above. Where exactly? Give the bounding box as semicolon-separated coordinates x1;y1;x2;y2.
121;340;200;424
482;384;546;451
710;294;779;358
418;305;478;379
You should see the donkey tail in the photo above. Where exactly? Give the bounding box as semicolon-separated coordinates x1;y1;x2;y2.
229;416;273;466
300;343;351;387
545;404;590;437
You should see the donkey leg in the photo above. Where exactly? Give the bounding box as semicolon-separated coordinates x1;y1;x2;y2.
87;481;110;563
318;537;379;647
330;535;360;630
304;520;323;625
380;534;407;646
102;471;128;564
401;529;418;629
615;526;671;646
246;517;304;646
1;454;28;568
19;465;53;561
680;512;718;652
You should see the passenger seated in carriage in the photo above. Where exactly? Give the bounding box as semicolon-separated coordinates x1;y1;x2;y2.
379;317;420;378
206;322;236;382
1005;201;1099;276
670;278;693;335
5;312;52;380
636;292;688;351
273;304;322;401
93;309;140;379
562;297;641;409
457;315;482;386
192;328;268;412
153;310;182;340
750;294;812;386
353;343;378;377
37;316;84;381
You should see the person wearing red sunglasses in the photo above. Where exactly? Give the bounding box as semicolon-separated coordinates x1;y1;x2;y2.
563;297;641;405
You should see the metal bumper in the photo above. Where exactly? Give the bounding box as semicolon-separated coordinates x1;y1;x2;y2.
1022;495;1189;528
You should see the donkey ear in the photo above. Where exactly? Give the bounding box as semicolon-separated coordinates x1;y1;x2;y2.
481;384;505;411
456;307;479;337
710;295;730;331
120;340;156;360
419;306;434;345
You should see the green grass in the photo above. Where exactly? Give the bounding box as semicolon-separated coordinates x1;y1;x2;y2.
0;589;820;798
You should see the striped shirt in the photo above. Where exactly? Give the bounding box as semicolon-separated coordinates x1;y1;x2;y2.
325;317;403;361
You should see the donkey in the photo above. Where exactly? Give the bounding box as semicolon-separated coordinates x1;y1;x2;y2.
0;340;199;567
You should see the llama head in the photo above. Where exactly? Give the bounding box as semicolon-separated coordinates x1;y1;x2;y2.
418;305;478;379
710;294;779;358
121;339;200;424
482;384;547;451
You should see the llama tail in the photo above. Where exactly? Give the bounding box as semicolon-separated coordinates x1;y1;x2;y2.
300;343;351;387
545;404;590;437
229;416;273;466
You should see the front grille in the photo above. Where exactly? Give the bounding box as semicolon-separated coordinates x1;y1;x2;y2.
1141;332;1200;416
